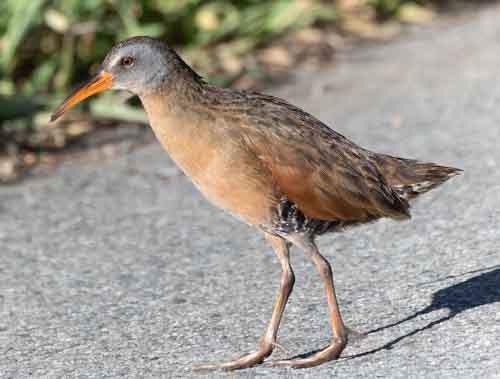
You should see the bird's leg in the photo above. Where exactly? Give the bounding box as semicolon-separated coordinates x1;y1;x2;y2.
193;234;295;371
271;236;347;368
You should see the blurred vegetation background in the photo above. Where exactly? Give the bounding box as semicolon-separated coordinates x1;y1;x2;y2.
0;0;470;181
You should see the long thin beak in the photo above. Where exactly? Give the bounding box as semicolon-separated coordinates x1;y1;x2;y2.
50;71;113;122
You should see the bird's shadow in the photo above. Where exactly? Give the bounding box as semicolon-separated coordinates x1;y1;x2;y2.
274;264;500;362
341;264;500;359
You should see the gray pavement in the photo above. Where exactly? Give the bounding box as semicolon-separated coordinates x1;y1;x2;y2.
1;5;500;379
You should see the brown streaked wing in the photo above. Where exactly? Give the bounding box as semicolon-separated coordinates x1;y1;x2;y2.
236;95;410;222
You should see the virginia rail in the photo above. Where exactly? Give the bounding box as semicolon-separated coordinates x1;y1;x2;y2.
51;37;461;370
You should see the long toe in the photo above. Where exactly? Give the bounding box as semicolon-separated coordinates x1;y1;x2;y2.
269;337;347;369
193;346;274;371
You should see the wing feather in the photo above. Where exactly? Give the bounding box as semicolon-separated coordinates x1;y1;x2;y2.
237;93;410;222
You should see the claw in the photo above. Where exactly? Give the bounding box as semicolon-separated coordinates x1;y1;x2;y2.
193;347;273;371
345;326;367;342
271;341;292;355
265;339;347;369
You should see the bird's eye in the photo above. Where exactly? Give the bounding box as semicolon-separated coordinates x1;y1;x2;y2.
120;57;135;67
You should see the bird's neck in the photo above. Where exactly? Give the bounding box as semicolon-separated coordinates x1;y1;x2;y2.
139;77;206;118
138;80;220;171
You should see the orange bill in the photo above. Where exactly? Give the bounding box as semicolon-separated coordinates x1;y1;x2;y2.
50;71;113;122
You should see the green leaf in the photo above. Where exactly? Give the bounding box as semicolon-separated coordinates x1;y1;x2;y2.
1;0;46;71
0;96;44;121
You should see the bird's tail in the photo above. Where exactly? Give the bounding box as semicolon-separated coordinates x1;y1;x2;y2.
372;154;462;201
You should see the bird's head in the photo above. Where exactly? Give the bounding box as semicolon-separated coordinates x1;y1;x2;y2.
51;36;197;122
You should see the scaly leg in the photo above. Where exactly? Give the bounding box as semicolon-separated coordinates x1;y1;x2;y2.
193;233;295;371
272;236;347;368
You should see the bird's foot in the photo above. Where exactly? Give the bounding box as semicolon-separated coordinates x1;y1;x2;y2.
267;337;347;369
272;341;292;355
344;326;367;342
193;343;274;371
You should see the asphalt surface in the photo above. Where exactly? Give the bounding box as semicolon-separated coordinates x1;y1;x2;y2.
1;6;500;379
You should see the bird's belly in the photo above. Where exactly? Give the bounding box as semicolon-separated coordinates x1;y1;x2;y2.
188;163;274;225
149;117;276;225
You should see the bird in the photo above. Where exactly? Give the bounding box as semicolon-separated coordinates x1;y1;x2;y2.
51;36;461;370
